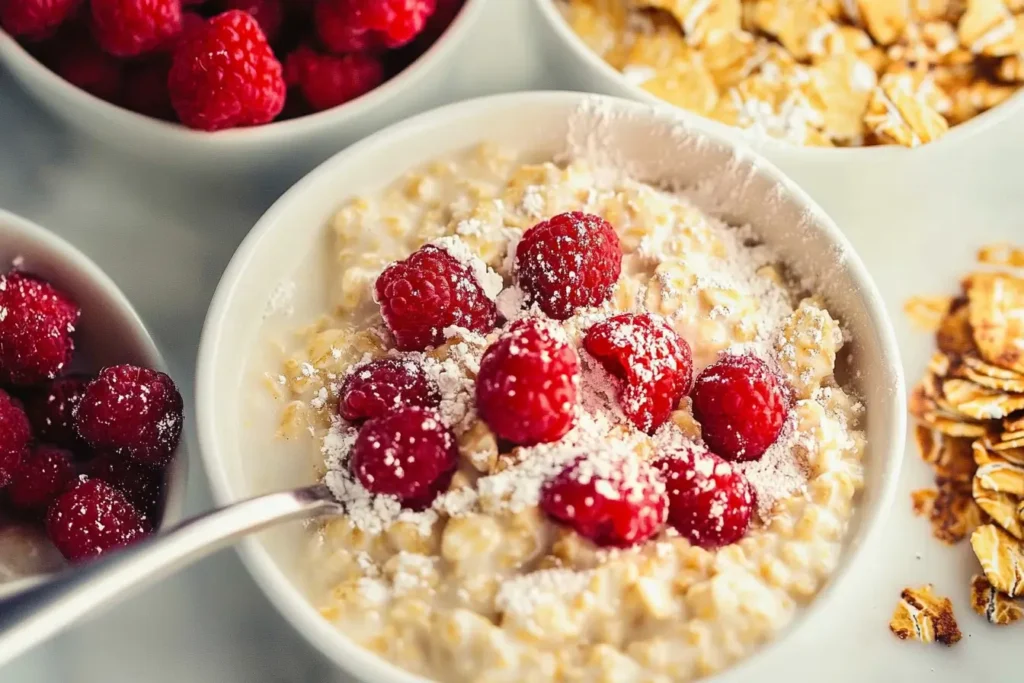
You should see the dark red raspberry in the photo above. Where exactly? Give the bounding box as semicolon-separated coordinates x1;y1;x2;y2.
284;45;383;112
0;390;31;489
476;319;579;446
7;446;74;512
87;453;164;528
168;10;286;131
691;355;790;462
338;358;439;423
584;313;693;433
0;0;80;39
46;478;148;562
0;271;80;386
374;244;498;351
414;0;461;47
653;444;754;548
515;212;622;320
120;57;173;119
350;406;456;509
50;34;123;102
24;374;90;451
540;455;666;548
75;365;183;466
91;0;183;57
313;0;378;53
359;0;436;47
221;0;283;42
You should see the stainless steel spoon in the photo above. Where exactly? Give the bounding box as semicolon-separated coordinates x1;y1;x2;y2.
0;483;341;668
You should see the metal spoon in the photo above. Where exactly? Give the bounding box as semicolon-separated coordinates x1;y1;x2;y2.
0;483;341;668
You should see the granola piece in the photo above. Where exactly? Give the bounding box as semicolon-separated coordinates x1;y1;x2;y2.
971;523;1024;596
913;477;986;543
700;29;766;88
979;244;1024;266
562;0;633;66
864;72;950;146
913;0;967;22
970;574;1024;624
905;295;956;331
919;429;978;481
857;0;911;44
957;0;1013;50
947;79;1020;123
811;53;878;142
973;474;1024;538
929;351;954;377
808;24;886;70
622;26;720;114
936;299;976;355
711;67;827;145
750;0;834;59
949;385;1024;421
889;585;962;644
976;460;1024;496
965;272;1024;374
637;0;742;45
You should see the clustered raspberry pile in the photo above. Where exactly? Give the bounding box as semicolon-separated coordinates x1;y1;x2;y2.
0;269;183;563
0;0;463;131
336;210;794;549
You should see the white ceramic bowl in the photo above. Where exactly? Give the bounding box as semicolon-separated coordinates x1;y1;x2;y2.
0;0;486;175
0;210;189;595
197;91;905;683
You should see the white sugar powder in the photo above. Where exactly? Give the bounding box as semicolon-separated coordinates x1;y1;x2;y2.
431;235;503;300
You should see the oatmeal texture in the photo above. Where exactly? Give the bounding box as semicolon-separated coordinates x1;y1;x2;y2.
270;145;866;682
559;0;1024;147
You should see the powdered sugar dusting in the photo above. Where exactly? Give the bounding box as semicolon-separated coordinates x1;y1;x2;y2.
431;236;504;300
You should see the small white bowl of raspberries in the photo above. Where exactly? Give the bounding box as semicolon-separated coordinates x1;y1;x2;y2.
0;210;187;594
0;0;485;173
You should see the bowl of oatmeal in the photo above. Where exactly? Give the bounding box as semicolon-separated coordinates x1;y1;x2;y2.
197;91;905;683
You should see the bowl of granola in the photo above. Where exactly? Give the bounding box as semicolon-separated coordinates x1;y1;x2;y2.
196;91;905;683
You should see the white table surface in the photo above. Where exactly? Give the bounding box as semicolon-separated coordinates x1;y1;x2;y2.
1;1;1022;681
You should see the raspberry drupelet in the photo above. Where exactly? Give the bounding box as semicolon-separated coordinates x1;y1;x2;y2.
46;478;148;562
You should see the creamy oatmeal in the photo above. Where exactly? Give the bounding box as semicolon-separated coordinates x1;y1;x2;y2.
264;143;866;682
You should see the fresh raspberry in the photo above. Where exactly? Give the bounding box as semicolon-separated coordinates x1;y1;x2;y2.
120;57;173;119
691;355;790;462
374;244;498;351
46;478;148;562
414;0;461;47
87;453;164;528
0;390;31;489
358;0;436;47
476;319;579;446
221;0;283;42
338;358;439;423
584;313;693;433
91;0;183;57
24;374;90;451
168;10;286;131
284;45;383;112
7;446;74;512
75;365;183;466
653;445;754;548
515;212;622;320
350;406;456;509
0;0;81;40
313;0;378;53
540;455;666;548
51;34;123;102
0;271;80;386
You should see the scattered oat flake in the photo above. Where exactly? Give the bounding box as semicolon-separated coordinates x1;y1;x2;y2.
970;574;1024;625
889;585;962;645
971;523;1024;597
905;296;954;332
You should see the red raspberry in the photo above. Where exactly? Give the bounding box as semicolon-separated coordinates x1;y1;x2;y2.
51;34;123;102
87;453;164;528
0;271;80;386
285;45;383;112
313;0;378;53
338;358;439;423
0;0;81;40
46;478;148;562
75;365;183;466
168;10;286;131
359;0;436;47
515;212;622;320
476;319;579;446
691;355;790;462
221;0;283;42
0;390;31;489
653;445;754;548
414;0;461;47
540;455;666;548
120;57;173;119
584;313;693;433
350;406;456;509
374;244;498;351
24;374;90;451
7;446;74;512
91;0;183;57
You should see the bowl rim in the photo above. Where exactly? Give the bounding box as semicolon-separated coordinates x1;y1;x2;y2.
196;90;906;683
0;0;487;148
0;209;189;533
530;0;1024;159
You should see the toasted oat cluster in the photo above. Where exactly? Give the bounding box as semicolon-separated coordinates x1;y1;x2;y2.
889;584;962;645
267;145;867;682
560;0;1023;147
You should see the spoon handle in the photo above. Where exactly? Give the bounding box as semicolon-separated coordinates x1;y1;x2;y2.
0;484;337;668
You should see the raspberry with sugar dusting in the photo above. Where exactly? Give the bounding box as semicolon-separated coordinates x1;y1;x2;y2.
476;318;580;446
0;271;80;386
87;453;165;528
46;478;148;562
540;454;667;547
374;243;498;351
350;406;457;509
75;365;183;466
0;0;80;39
339;357;440;422
691;355;790;462
0;389;31;489
584;313;693;433
91;0;183;57
515;211;622;320
24;374;90;451
654;444;754;548
7;446;75;512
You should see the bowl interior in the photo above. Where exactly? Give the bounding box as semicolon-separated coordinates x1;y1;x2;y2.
198;92;905;682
